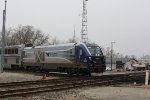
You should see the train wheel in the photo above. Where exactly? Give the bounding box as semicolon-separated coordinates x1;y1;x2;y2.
26;66;32;71
67;71;73;76
87;69;91;77
88;73;91;77
67;68;74;76
76;68;80;76
34;66;40;72
20;67;24;71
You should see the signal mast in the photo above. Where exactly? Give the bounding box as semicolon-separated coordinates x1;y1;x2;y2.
81;0;88;43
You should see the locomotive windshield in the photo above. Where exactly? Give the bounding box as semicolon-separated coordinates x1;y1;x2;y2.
88;46;103;56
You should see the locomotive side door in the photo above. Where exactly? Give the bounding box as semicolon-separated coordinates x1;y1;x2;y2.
35;49;45;69
75;46;82;66
34;49;44;62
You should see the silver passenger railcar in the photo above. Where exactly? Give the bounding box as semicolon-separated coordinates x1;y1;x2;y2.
1;45;24;69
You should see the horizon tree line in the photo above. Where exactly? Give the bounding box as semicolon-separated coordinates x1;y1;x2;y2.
0;24;145;59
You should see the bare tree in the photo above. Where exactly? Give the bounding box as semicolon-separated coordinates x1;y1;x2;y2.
105;47;111;57
141;55;150;59
67;36;79;43
50;36;60;45
5;25;50;46
0;29;13;46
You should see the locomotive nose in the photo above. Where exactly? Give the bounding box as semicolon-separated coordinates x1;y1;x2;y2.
88;56;106;73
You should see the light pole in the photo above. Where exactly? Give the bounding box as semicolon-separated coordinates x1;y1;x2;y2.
1;0;7;73
111;42;115;71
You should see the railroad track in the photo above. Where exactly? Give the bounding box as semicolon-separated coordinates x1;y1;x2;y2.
0;71;145;88
0;76;93;88
0;78;126;98
0;71;148;98
4;70;72;77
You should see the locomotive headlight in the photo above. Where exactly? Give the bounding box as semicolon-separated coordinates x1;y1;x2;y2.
89;57;91;60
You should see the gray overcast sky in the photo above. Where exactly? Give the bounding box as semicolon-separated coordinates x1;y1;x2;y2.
0;0;150;57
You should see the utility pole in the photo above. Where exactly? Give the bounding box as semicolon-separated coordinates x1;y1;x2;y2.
1;0;7;73
81;0;88;43
73;25;76;43
111;42;115;71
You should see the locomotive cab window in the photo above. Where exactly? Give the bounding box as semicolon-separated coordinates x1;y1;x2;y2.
88;46;103;56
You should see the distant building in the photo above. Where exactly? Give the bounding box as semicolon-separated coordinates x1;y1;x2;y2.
138;58;150;64
105;57;129;64
105;57;130;70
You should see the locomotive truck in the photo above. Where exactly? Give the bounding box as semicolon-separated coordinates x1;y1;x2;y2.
1;42;106;75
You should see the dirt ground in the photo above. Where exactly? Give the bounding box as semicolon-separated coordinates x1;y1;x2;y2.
2;86;150;100
79;86;150;100
0;71;57;83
